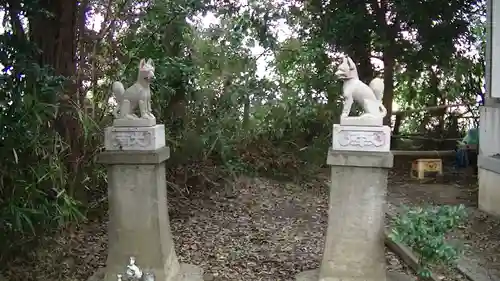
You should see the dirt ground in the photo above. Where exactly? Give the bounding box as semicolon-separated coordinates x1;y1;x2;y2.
4;176;416;281
3;156;499;281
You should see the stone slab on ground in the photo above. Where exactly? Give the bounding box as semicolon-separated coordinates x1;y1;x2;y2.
296;269;414;281
457;255;500;281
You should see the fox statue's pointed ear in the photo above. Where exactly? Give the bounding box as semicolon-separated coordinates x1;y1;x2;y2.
345;56;354;69
147;58;154;67
139;59;145;69
347;57;357;70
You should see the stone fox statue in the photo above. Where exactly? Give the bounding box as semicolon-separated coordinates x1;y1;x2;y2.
334;56;387;119
112;58;155;120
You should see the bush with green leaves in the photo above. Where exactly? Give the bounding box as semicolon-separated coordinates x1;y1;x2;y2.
390;204;468;279
0;35;106;261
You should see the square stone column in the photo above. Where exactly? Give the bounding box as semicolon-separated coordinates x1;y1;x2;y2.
478;0;500;216
94;124;203;281
319;149;393;281
296;123;393;281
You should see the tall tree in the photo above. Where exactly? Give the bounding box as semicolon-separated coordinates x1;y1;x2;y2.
296;0;481;125
4;0;87;198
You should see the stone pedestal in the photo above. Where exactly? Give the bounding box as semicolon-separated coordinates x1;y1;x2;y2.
104;124;165;151
332;124;391;152
94;124;203;281
296;123;394;281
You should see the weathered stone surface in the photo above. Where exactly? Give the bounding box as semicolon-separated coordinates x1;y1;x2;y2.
340;115;383;126
332;124;391;152
296;269;412;281
95;146;203;281
113;117;156;127
103;160;179;281
327;149;394;168
296;149;393;281
104;124;165;151
98;146;170;165
320;160;389;280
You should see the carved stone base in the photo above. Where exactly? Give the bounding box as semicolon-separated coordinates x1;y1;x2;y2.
96;147;204;281
340;115;383;126
332;124;391;152
296;269;413;281
113;117;156;127
104;124;165;151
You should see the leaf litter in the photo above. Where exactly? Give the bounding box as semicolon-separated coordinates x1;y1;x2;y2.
5;176;422;281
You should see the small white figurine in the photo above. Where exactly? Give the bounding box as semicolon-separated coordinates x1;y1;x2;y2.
112;58;156;121
334;56;387;123
126;256;143;280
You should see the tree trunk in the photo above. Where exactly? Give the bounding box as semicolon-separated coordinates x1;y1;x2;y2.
349;3;373;83
28;0;84;200
6;0;25;39
382;49;395;126
370;0;399;127
242;92;250;130
393;114;403;136
162;15;188;133
241;80;252;130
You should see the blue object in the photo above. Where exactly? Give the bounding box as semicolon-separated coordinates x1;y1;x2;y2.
455;126;479;169
455;148;468;168
478;92;485;106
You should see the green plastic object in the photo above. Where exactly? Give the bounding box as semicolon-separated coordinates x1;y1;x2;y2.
462;128;479;145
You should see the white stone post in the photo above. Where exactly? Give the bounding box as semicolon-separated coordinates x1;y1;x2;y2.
295;56;405;281
297;123;393;281
478;0;500;216
94;123;203;281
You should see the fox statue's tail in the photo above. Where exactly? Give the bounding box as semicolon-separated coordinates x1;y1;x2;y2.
112;81;125;118
369;78;384;100
368;77;387;117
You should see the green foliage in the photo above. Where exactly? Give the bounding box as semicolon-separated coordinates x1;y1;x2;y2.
390;205;468;278
0;64;77;254
0;30;107;260
0;0;487;266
